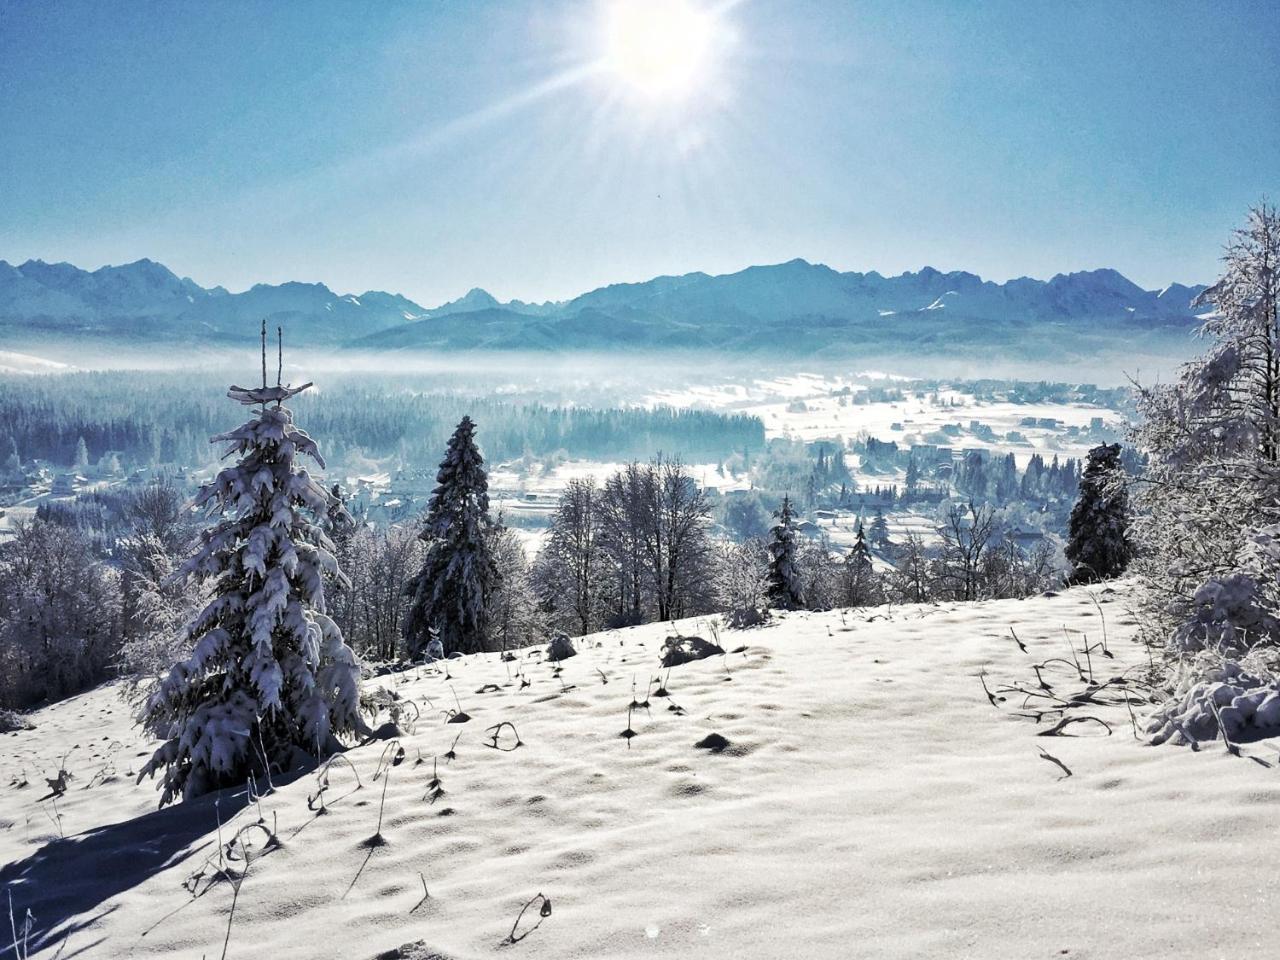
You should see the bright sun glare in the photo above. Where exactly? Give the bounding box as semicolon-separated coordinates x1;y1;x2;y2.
602;0;717;100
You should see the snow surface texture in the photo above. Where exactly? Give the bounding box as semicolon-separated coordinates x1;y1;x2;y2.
3;585;1277;959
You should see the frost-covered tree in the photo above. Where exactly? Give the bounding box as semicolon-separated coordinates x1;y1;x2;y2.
403;415;499;656
1065;443;1131;583
936;501;997;601
488;524;543;651
0;519;121;708
905;457;921;496
716;537;771;624
2;436;19;477
73;435;89;470
766;494;803;609
841;522;878;606
1134;202;1280;630
1136;204;1280;744
137;374;366;806
640;458;714;622
868;509;890;549
117;532;211;683
849;522;873;572
890;532;931;604
535;479;604;635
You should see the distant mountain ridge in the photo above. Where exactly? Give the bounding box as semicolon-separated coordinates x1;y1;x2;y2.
0;257;427;345
0;256;1209;361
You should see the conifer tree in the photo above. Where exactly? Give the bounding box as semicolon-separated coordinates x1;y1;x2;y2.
869;509;890;549
1065;442;1132;583
848;521;873;573
137;336;365;806
766;494;803;609
842;521;877;606
403;415;499;656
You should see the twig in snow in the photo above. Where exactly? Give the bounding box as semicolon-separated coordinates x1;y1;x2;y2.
979;671;1005;708
1009;627;1027;654
1036;715;1112;737
409;873;430;914
505;892;552;944
484;721;524;751
1037;748;1073;780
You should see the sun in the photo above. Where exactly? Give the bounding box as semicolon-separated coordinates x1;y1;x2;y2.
602;0;718;100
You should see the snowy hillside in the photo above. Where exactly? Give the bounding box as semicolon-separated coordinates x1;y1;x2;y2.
2;583;1273;959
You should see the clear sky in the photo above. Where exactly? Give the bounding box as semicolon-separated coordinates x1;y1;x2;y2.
1;0;1276;306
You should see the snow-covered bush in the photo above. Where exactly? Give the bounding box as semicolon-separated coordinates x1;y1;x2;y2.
1147;658;1280;745
1171;572;1280;657
136;379;367;805
0;708;33;733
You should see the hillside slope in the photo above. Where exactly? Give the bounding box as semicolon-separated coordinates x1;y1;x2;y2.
1;584;1272;959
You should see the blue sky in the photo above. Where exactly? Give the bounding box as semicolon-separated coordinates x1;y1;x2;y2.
1;0;1276;305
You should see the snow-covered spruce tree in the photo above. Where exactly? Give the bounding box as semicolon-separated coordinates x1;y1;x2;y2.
1136;203;1280;745
841;522;878;606
137;371;366;806
868;509;890;549
403;415;499;657
1065;442;1132;583
766;494;803;610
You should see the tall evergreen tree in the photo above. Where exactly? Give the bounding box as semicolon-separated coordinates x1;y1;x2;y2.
842;522;878;606
1066;442;1132;583
766;494;803;609
848;521;873;573
137;364;365;806
403;415;499;656
869;509;890;549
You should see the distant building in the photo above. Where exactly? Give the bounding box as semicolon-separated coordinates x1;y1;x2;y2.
51;474;87;496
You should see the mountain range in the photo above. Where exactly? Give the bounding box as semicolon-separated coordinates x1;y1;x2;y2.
0;256;1208;361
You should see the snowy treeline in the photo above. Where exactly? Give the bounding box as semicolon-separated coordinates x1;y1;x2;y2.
1132;203;1280;745
0;371;763;471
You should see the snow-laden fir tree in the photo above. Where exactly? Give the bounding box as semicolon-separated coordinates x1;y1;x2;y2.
848;522;873;573
766;494;803;609
841;521;878;606
1065;442;1132;583
869;509;890;549
403;415;499;656
137;363;366;806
